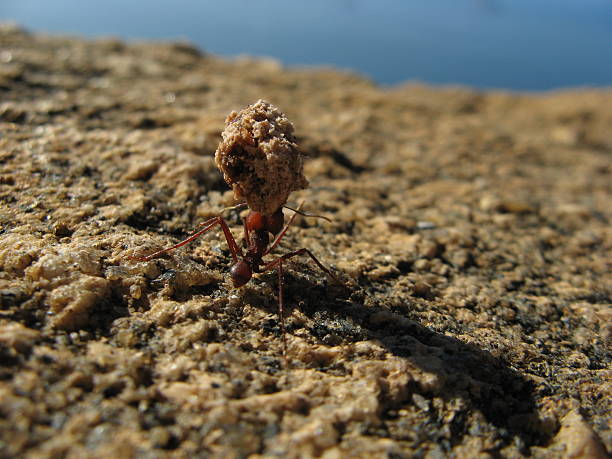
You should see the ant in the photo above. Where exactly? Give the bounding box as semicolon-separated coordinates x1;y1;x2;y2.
133;202;341;358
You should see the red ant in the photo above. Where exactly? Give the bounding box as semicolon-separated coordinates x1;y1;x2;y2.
133;202;341;358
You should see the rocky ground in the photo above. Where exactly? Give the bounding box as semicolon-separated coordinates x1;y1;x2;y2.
0;24;610;458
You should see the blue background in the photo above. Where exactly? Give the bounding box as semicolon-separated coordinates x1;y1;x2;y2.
2;0;611;90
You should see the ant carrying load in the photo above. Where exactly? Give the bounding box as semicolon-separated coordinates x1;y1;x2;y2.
134;100;341;356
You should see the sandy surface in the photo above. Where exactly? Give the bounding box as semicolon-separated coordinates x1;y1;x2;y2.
0;24;610;458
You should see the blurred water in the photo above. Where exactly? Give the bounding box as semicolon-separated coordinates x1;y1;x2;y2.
2;0;611;90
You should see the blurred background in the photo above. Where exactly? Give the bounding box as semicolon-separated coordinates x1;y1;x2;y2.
2;0;611;91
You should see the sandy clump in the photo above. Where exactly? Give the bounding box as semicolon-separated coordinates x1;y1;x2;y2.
214;100;308;215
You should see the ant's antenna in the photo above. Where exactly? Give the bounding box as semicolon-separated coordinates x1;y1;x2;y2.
221;202;248;213
283;204;332;222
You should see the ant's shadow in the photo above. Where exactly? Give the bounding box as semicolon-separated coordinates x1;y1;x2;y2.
273;272;546;451
160;261;545;451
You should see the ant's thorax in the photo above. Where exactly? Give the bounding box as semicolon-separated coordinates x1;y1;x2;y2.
242;208;285;274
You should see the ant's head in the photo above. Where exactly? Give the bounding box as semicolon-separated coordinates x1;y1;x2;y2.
230;260;252;287
266;208;284;235
246;208;284;235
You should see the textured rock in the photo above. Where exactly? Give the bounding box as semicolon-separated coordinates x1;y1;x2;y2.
0;24;610;458
551;410;608;459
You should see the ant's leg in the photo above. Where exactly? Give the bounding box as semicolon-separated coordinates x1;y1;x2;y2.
263;248;342;358
277;260;288;358
242;216;251;249
262;248;343;285
131;216;243;262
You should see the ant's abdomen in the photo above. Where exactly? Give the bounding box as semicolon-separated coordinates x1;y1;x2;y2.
230;260;252;287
